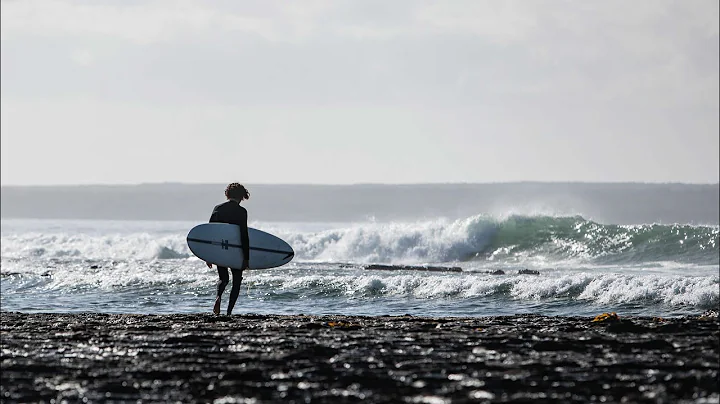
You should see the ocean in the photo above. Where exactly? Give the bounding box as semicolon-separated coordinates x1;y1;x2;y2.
1;183;718;318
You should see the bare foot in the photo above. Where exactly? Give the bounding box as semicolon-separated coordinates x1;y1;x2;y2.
213;297;221;315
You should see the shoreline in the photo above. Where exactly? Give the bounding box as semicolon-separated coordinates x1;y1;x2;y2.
1;312;718;403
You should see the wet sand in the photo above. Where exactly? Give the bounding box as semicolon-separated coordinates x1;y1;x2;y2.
1;312;718;403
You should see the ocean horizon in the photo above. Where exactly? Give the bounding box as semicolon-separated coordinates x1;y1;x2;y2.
2;181;718;224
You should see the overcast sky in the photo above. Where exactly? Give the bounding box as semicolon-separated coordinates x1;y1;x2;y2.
1;0;718;185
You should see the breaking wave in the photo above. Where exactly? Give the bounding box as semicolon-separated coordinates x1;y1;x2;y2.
2;215;718;265
286;215;719;265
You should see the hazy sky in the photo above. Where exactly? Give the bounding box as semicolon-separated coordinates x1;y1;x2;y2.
1;0;718;185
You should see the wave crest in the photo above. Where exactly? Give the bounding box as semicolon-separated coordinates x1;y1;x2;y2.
288;215;719;264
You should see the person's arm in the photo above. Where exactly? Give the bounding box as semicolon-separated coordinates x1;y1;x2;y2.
238;208;250;269
206;204;221;267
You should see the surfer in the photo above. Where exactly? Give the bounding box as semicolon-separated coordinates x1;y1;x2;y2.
207;183;251;315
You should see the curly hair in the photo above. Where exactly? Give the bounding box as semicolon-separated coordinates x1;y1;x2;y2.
225;183;250;201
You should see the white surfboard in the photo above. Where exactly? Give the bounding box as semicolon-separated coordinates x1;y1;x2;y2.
187;223;294;269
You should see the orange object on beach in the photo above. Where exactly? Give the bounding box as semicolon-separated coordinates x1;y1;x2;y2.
592;312;620;322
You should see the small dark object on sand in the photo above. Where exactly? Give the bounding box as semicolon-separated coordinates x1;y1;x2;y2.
1;312;717;403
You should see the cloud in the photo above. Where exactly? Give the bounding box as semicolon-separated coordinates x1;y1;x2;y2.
0;1;717;184
2;0;717;47
1;1;716;121
414;1;538;44
70;49;94;66
0;0;277;44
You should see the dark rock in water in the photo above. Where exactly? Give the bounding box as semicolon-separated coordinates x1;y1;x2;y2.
364;264;462;272
487;269;506;275
0;312;717;403
518;269;540;275
90;265;100;269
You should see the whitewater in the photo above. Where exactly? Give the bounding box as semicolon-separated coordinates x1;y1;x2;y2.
2;213;717;317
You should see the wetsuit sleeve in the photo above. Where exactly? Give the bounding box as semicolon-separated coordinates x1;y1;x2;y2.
238;208;250;261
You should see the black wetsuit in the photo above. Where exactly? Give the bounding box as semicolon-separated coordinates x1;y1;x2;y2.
209;200;250;259
209;200;250;315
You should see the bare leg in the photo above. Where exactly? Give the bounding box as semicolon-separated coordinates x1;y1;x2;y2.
215;266;229;315
213;297;221;315
227;268;244;315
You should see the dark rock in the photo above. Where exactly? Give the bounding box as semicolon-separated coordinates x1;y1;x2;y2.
364;264;462;272
605;320;650;334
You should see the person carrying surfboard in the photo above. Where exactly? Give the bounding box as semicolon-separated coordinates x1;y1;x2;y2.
207;183;251;315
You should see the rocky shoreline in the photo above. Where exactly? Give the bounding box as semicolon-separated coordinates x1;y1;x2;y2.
1;312;718;403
